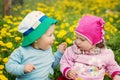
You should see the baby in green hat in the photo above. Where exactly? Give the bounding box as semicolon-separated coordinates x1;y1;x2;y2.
5;11;67;80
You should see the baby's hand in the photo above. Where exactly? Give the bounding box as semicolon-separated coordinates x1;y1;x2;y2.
67;70;77;79
24;64;35;74
58;42;67;54
113;75;120;80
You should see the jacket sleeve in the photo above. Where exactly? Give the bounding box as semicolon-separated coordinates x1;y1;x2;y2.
5;48;25;76
52;50;63;68
105;49;120;79
60;47;74;78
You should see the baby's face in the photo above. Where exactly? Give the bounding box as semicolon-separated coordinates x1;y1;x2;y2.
33;24;55;50
75;33;93;51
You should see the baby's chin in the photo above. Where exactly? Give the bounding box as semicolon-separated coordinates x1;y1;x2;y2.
80;47;93;51
43;45;51;50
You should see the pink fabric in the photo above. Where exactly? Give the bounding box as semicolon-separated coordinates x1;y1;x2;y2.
63;67;70;77
60;45;120;80
75;15;104;45
111;71;120;79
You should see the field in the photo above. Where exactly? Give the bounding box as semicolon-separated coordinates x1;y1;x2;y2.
0;0;120;80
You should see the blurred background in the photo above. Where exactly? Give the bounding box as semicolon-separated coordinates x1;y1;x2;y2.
0;0;120;80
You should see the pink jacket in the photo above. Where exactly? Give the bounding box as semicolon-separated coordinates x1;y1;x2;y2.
60;45;120;80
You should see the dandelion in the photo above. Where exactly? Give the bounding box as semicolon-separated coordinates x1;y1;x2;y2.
0;75;8;80
57;30;67;38
3;24;8;27
54;41;58;45
69;26;74;32
7;19;13;24
114;14;118;18
13;27;18;32
14;22;20;26
3;57;9;63
18;16;23;20
113;27;118;32
0;41;5;46
15;37;21;41
0;36;2;39
96;9;100;13
1;48;7;52
13;17;17;21
0;65;4;70
1;28;7;37
0;71;3;74
6;33;11;36
109;17;113;22
66;38;72;44
5;42;13;48
105;35;110;40
76;78;82;80
54;31;58;34
60;23;65;29
65;22;69;27
117;20;120;23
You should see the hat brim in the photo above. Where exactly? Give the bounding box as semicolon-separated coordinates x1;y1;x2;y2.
21;17;57;46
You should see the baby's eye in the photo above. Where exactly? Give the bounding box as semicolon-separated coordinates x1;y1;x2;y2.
49;34;52;36
76;37;86;41
80;38;86;41
49;33;54;37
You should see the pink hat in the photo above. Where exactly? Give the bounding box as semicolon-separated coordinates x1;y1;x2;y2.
75;15;105;45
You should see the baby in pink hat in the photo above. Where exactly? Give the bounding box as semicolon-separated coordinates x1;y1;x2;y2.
60;15;120;80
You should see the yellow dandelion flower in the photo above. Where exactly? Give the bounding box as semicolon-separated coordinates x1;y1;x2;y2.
109;12;114;17
76;77;82;80
96;9;100;13
54;41;58;45
3;24;8;27
113;27;118;32
0;36;2;39
66;38;72;44
56;14;62;21
6;33;11;36
60;24;65;29
54;31;58;34
13;17;17;21
14;22;20;26
5;42;13;48
13;7;18;11
65;23;69;27
7;19;13;24
0;41;5;46
0;65;4;70
1;48;7;51
13;27;18;31
69;27;74;32
0;75;8;80
3;57;9;63
105;35;110;40
114;14;118;18
117;20;120;23
8;15;13;18
0;71;3;74
18;16;23;20
57;30;67;38
15;37;21;41
109;17;113;22
1;28;7;37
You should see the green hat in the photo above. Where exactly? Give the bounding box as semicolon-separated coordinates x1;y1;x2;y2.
18;11;57;46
